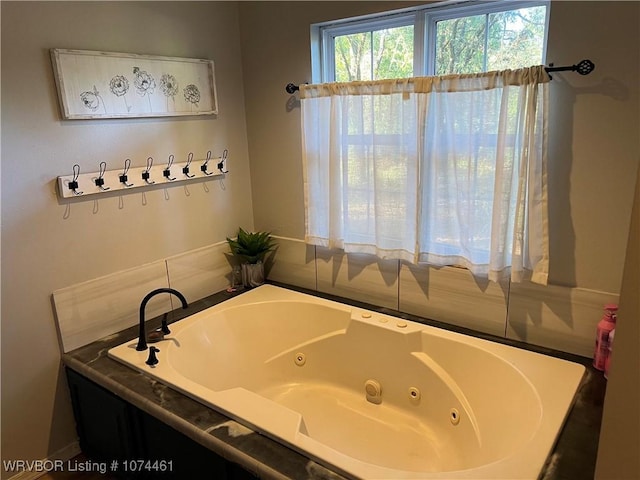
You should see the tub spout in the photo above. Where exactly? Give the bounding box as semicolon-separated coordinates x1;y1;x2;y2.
136;288;188;351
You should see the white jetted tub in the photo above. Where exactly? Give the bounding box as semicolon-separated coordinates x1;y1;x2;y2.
109;285;585;479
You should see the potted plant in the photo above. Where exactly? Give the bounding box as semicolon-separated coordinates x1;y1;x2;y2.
226;228;275;288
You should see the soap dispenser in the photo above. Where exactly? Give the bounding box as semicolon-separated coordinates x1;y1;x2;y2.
593;303;617;371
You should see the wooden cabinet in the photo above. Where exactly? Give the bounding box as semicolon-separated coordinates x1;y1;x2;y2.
66;369;256;480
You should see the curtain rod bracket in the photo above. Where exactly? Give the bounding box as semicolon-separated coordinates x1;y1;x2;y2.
545;59;595;79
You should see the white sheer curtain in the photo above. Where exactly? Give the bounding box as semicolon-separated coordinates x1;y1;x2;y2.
300;66;550;284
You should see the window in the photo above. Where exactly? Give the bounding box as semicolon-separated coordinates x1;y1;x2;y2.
303;1;552;283
312;0;550;82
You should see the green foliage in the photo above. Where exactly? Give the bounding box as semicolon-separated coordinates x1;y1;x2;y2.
435;6;546;75
335;25;414;82
333;5;546;80
226;228;275;264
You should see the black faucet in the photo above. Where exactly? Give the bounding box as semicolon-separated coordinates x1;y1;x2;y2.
136;288;188;351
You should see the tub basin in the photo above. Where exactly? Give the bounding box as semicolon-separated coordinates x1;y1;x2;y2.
108;285;584;479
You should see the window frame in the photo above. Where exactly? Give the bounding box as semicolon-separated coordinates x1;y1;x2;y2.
311;0;550;83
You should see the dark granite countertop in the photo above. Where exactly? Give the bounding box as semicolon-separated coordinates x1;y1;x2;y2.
62;282;607;480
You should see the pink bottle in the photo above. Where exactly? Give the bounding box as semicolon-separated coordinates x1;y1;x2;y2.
604;328;616;379
593;303;618;371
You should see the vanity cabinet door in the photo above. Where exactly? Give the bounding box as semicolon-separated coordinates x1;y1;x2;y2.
65;368;256;479
66;369;141;468
136;410;229;479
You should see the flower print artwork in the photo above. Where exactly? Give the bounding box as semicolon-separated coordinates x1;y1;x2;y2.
52;49;216;118
133;67;156;111
80;86;106;114
183;84;201;109
160;74;178;111
109;75;131;112
133;67;155;95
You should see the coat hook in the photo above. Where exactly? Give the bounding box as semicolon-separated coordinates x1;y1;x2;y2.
94;161;110;191
217;149;229;173
142;157;155;184
68;164;83;195
119;158;134;187
163;154;176;181
201;150;214;176
183;152;195;178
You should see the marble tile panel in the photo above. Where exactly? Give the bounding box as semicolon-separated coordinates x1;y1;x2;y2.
165;242;232;303
266;237;317;291
507;281;619;357
53;261;171;352
399;263;509;337
315;247;399;310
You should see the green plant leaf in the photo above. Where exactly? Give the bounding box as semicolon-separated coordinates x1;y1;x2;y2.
227;228;275;264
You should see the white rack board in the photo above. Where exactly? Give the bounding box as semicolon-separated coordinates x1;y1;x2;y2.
57;154;227;199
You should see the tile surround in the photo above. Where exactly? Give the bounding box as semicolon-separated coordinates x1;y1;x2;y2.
53;242;234;353
507;281;619;357
315;246;399;309
165;242;232;304
52;260;171;353
53;235;619;357
399;262;510;337
266;237;317;291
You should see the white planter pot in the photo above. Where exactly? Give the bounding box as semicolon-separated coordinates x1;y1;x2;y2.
241;262;265;288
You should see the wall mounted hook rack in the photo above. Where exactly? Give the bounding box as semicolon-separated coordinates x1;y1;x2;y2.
57;150;228;199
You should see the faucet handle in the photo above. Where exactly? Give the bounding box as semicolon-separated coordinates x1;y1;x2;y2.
160;312;171;335
145;346;160;366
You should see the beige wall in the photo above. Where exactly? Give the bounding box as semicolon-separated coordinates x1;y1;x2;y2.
545;1;640;291
239;0;640;294
1;1;253;475
596;167;640;479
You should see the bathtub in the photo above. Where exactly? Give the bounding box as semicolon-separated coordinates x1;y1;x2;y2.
108;285;585;479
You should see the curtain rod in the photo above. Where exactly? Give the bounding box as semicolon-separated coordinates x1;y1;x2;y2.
284;59;595;93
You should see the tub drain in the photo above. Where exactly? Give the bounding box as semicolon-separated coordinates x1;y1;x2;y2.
294;352;306;366
450;408;461;425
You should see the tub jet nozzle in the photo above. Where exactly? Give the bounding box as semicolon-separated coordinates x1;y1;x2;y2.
365;379;382;404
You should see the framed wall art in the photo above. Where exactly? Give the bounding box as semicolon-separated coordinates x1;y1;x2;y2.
51;49;218;119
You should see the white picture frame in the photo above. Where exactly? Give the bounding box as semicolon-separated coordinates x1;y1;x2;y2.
51;48;218;119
